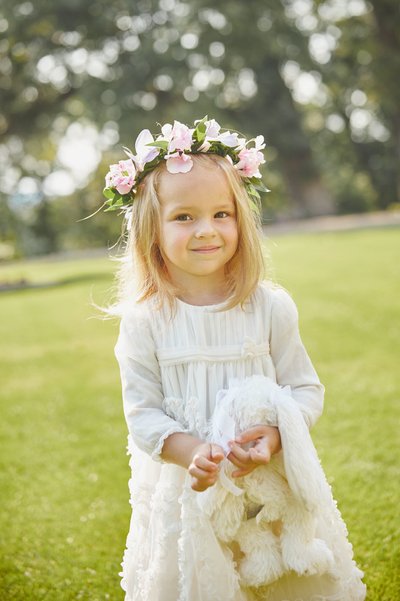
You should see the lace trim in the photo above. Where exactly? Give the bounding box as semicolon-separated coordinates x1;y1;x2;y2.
151;424;188;462
163;395;208;437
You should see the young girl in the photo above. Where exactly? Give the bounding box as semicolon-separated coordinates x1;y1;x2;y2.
104;117;366;601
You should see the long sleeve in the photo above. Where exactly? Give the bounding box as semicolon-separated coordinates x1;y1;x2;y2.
269;288;324;429
114;309;187;461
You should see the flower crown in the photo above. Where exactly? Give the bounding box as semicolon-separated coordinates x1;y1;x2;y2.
103;116;269;221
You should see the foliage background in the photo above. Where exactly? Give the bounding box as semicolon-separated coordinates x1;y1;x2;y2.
0;0;399;258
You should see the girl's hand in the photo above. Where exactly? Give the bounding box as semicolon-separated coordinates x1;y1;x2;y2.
227;425;281;478
188;443;224;492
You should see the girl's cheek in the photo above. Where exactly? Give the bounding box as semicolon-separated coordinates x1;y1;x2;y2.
164;223;189;239
170;230;191;246
175;229;191;244
220;219;238;231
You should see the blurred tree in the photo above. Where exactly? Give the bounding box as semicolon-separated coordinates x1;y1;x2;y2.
310;0;400;210
0;197;22;258
0;0;399;256
30;198;59;254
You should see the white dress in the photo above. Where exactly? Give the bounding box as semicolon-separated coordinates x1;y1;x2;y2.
114;283;366;601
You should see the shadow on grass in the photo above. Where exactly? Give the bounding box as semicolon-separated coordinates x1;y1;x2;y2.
0;271;112;293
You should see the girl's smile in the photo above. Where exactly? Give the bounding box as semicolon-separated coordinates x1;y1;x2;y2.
191;246;221;253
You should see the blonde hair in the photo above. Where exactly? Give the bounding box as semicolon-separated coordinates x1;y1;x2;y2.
113;153;267;313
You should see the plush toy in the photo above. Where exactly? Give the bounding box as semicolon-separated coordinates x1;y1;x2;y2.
197;375;336;588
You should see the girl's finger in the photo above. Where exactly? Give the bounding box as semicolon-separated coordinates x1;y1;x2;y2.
249;447;270;465
191;477;217;492
194;455;219;472
191;478;209;492
189;465;218;482
228;441;251;462
227;451;250;470
235;425;275;444
209;444;224;463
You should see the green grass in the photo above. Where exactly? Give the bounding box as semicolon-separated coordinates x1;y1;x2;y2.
1;228;399;600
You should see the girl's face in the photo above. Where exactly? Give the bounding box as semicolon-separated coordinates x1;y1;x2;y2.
157;161;238;294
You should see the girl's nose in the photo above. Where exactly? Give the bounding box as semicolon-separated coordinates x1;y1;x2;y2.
194;219;217;238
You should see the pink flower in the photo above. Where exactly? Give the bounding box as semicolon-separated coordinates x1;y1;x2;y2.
105;159;136;194
168;121;193;153
165;152;193;174
235;147;265;178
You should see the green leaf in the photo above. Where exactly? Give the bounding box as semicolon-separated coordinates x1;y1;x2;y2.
103;190;123;204
208;141;229;157
244;177;269;194
104;193;125;210
146;140;169;150
197;121;206;137
245;184;262;214
195;115;208;128
103;188;115;200
194;116;208;143
143;154;164;169
191;141;202;152
253;181;270;193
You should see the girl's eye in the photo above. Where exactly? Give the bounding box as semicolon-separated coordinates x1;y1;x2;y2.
215;211;229;218
175;214;192;221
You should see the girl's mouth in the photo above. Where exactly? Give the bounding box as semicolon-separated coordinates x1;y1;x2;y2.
191;246;221;253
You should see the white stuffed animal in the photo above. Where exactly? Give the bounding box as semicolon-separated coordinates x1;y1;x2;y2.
197;375;335;588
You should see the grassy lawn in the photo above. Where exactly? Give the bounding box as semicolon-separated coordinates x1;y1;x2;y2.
0;228;399;600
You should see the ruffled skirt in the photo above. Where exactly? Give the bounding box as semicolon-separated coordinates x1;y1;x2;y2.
120;438;366;601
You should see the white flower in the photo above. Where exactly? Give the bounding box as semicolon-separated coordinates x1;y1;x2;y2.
127;129;160;171
217;131;240;147
254;135;266;151
204;119;221;139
